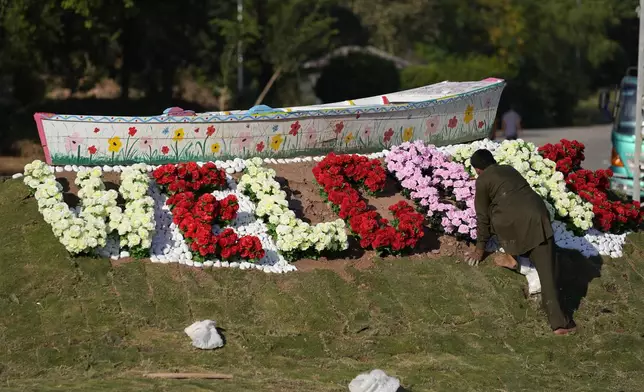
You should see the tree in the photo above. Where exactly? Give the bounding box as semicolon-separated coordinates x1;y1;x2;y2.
250;0;337;105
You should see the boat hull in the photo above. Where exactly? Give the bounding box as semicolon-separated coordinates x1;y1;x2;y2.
34;78;505;165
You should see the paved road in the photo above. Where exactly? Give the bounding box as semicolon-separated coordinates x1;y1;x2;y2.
512;125;612;171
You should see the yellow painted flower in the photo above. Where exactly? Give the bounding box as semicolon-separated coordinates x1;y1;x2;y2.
107;136;122;153
172;128;185;142
344;132;355;145
402;127;414;142
211;143;221;154
270;134;284;151
464;105;474;124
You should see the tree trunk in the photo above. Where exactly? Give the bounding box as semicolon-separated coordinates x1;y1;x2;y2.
120;13;132;99
254;67;282;106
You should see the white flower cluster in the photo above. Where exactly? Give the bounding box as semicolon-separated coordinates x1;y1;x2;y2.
239;157;348;258
441;138;498;170
23;160;54;188
74;168;119;250
449;139;594;232
24;161;116;254
108;163;155;250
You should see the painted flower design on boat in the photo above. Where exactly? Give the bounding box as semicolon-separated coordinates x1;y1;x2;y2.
235;132;253;151
211;143;221;154
173;128;185;142
333;121;344;135
344;132;355;145
448;116;458;129
425;116;440;136
108;136;122;153
402;127;414;142
384;128;394;143
304;127;317;147
64;132;84;153
270;134;284;151
464;105;474;124
289;121;301;136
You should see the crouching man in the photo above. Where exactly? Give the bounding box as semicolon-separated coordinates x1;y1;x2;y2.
465;149;577;335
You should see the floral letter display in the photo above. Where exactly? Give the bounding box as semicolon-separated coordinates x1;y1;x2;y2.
23;160;153;255
238;158;349;261
312;153;425;255
152;162;265;262
386;141;477;240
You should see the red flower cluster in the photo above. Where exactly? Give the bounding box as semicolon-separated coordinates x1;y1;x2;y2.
538;139;644;232
312;154;424;253
567;169;643;232
153;163;265;261
153;162;227;194
539;139;585;175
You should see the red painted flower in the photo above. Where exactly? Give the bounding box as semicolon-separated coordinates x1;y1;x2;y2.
448;116;458;129
384;128;394;142
93;127;100;133
88;145;97;155
334;121;344;135
194;128;200;134
161;146;170;155
256;141;265;152
477;120;485;129
289;121;301;136
128;126;137;136
206;125;216;136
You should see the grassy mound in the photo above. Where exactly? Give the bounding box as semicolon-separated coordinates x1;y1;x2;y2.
1;178;644;391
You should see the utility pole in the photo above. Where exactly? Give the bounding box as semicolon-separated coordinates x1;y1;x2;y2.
237;0;244;94
633;1;644;202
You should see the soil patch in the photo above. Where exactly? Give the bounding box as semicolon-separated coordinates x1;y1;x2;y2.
268;162;338;225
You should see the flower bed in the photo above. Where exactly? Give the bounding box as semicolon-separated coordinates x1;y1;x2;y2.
238;158;348;261
19;134;639;268
152;162;265;262
386;141;477;240
312;153;425;255
539;139;644;233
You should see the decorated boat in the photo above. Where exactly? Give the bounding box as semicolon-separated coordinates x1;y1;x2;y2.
34;77;505;165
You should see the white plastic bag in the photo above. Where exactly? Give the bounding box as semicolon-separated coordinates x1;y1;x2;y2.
349;369;400;392
184;320;224;350
517;256;541;295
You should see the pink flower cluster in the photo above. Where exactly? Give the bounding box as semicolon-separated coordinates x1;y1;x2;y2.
386;141;478;240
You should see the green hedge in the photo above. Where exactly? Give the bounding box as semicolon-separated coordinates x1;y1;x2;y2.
401;55;516;89
314;52;400;103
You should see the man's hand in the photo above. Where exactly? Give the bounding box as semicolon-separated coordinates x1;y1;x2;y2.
465;248;485;266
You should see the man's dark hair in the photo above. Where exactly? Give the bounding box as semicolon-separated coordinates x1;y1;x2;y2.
470;149;497;170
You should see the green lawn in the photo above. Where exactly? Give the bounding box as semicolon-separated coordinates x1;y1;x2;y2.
1;178;644;391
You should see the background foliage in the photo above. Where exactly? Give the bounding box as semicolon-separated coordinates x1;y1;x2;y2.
0;0;639;144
